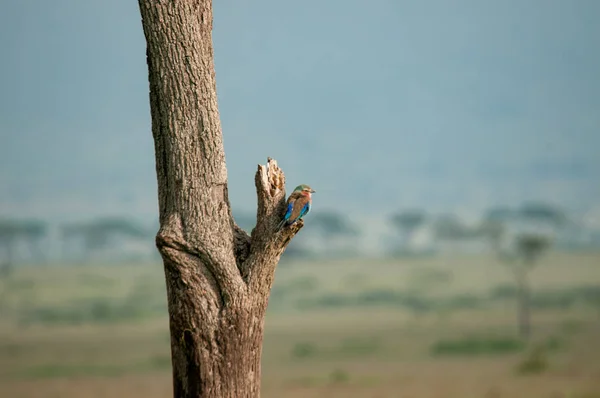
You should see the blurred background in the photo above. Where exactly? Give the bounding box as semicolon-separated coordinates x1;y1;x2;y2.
1;1;599;397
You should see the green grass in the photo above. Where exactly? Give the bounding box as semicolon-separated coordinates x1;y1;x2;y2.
16;364;128;379
515;346;550;375
12;354;173;380
291;342;318;359
328;368;350;384
431;336;525;356
1;252;600;398
3;252;599;323
290;336;382;361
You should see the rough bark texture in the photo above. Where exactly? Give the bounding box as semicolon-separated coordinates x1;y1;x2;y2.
138;1;303;397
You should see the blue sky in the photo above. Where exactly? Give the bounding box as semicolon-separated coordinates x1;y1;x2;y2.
1;0;599;222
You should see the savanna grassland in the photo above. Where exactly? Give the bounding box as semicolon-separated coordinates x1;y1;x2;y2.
0;252;599;397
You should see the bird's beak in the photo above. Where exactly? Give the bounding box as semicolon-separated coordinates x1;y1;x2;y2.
311;189;316;193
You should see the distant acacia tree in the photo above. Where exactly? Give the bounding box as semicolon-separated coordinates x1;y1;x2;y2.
479;208;512;254
431;213;479;255
477;218;505;253
433;214;473;240
482;202;566;251
509;233;552;340
518;202;567;228
61;217;151;262
483;206;514;223
311;210;357;236
482;204;559;340
390;209;426;251
0;219;46;276
303;210;358;257
138;1;306;396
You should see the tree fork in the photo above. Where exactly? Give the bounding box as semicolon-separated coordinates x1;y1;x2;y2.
138;1;303;396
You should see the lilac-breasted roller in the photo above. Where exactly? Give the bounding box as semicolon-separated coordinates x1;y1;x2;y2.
277;184;315;230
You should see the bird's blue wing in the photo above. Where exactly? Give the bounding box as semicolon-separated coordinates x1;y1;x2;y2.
283;201;294;221
277;200;296;231
299;201;311;219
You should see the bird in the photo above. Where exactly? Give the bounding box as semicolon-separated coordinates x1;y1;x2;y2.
277;184;315;230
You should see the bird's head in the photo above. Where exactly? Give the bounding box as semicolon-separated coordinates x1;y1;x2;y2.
294;184;316;196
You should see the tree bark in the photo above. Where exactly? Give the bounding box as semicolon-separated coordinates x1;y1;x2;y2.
138;1;303;397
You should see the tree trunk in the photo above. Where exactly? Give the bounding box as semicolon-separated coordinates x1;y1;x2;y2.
138;1;303;397
515;266;531;340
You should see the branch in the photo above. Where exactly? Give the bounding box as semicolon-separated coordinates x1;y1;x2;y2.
240;158;304;292
255;157;286;223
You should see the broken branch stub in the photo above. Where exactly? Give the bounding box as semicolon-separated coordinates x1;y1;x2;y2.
242;158;304;287
254;157;304;239
254;158;287;232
